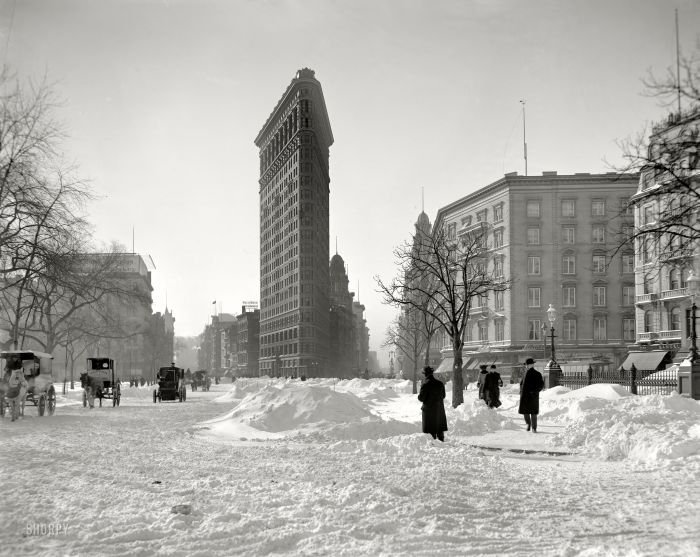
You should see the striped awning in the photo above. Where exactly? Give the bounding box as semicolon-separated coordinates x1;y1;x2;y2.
620;351;670;372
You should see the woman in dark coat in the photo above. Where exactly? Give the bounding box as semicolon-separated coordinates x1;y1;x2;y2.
518;358;545;432
418;366;448;441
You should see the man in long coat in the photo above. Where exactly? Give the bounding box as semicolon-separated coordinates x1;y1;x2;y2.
518;357;544;432
476;364;489;400
483;365;503;408
418;366;447;441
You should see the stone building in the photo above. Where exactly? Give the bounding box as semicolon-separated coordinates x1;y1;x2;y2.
328;253;357;378
254;68;333;378
236;305;260;378
629;107;700;368
432;171;639;378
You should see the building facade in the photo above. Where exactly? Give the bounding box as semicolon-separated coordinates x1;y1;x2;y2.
236;305;260;378
432;171;639;378
328;253;357;378
630;108;700;367
255;68;334;378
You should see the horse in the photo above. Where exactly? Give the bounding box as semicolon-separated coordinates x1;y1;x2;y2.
2;368;28;421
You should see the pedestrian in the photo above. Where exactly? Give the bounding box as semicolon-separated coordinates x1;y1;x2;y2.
477;364;489;400
483;364;503;409
518;357;545;432
417;366;448;442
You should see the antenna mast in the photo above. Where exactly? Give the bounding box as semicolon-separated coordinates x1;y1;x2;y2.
520;100;527;176
675;8;681;116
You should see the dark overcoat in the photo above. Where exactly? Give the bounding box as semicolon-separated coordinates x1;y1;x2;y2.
418;375;448;434
483;371;502;408
477;370;488;400
518;367;545;415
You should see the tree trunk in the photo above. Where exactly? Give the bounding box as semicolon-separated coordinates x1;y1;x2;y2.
451;335;464;407
412;349;419;394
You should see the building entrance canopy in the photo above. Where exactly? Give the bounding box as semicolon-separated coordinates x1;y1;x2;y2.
620;351;670;372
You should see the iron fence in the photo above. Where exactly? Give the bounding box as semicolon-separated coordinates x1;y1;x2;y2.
555;364;679;395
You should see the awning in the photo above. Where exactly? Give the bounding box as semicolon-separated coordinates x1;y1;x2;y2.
620;351;670;372
435;357;454;374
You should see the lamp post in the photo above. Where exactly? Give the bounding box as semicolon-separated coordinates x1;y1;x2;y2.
547;304;557;363
687;271;700;362
541;322;548;360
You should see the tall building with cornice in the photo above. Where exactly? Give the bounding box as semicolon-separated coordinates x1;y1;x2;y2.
254;69;333;378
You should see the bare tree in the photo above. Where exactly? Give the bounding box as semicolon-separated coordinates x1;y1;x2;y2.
377;224;508;407
615;40;700;265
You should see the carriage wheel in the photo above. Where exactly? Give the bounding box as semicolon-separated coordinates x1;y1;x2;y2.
47;387;56;416
182;389;186;402
38;394;46;416
116;392;121;406
83;391;87;408
0;397;5;417
153;390;157;404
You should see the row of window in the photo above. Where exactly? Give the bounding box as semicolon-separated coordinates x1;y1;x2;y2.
526;226;611;245
526;254;635;275
526;285;635;308
526;198;632;218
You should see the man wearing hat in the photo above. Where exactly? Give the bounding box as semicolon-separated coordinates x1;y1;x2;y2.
417;366;448;442
518;358;545;432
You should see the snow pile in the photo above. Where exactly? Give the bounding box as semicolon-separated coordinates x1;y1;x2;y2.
448;397;519;435
201;382;416;441
549;388;700;467
211;377;281;403
540;384;633;422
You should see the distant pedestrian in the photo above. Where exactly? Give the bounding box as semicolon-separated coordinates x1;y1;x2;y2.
477;364;489;400
483;365;503;409
518;358;545;432
418;366;448;442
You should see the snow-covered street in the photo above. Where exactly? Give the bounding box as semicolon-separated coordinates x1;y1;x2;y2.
1;378;699;556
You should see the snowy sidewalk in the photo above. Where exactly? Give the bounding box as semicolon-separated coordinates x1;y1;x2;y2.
460;422;576;456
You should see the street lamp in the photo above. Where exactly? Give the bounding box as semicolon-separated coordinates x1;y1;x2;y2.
547;304;557;363
541;322;548;360
687;271;700;361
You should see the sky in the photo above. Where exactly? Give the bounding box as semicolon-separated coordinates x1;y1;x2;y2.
1;0;699;360
2;377;699;554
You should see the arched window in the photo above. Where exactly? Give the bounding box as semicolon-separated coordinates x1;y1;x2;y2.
643;274;654;295
682;268;691;288
670;307;681;331
669;268;680;290
644;310;653;333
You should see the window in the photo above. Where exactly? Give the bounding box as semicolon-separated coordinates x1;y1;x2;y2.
527;227;540;245
562;254;576;274
528;319;543;340
494;258;504;277
622;254;634;274
478;323;488;342
623;318;635;341
592;227;606;244
592;255;606;273
622;286;635;306
644;310;653;333
643;274;653;294
526;200;540;218
562;200;576;217
682;268;691;288
528;287;541;308
465;324;473;342
622;225;634;240
591;200;605;217
562;227;576;244
670;307;681;330
495;320;505;342
562;286;576;307
669;269;680;290
643;205;654;225
563;318;577;341
593;317;607;340
495;291;505;311
527;256;541;275
447;222;457;240
494;204;504;222
593;286;606;306
494;228;504;248
461;215;472;227
476;209;488;222
620;198;633;216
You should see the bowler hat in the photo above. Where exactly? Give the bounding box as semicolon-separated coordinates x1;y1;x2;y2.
524;357;535;365
423;366;434;375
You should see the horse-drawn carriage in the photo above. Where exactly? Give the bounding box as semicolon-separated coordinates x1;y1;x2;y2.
80;357;121;408
191;370;210;392
153;365;186;403
0;350;56;421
